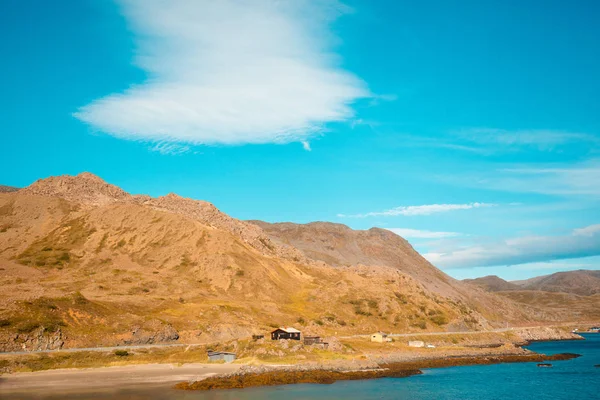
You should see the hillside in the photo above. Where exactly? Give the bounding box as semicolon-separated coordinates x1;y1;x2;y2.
462;271;600;321
512;270;600;296
0;185;19;193
0;173;551;352
464;275;520;292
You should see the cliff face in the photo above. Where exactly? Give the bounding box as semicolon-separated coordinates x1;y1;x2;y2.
0;173;558;351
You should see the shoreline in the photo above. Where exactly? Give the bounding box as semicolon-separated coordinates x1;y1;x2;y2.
175;352;580;391
0;330;585;394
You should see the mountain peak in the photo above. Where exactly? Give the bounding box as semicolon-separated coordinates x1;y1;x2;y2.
21;172;131;206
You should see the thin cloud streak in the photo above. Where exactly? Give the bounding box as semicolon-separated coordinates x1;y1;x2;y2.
455;128;598;151
75;0;370;147
338;202;496;218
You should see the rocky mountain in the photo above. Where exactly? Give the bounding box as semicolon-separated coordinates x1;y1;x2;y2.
512;270;600;296
0;185;19;193
464;275;520;292
0;173;565;351
462;271;600;322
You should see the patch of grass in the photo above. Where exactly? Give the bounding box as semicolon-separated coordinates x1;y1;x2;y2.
411;320;427;329
430;314;449;326
17;217;93;268
16;321;41;333
394;292;409;304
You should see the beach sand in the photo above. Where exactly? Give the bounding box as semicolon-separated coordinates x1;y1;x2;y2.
0;362;240;396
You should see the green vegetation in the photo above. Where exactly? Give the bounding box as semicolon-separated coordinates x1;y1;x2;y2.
17;217;94;268
114;350;129;357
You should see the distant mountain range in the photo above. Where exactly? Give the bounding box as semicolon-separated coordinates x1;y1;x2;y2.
0;185;19;193
464;270;600;296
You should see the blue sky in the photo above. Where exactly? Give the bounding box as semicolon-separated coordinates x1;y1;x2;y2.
2;0;599;280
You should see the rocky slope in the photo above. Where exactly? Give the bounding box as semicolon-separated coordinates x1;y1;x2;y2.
0;173;565;351
463;271;600;322
464;275;520;292
0;185;19;193
512;270;600;296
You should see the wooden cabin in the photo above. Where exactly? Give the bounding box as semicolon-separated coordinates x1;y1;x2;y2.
271;327;301;340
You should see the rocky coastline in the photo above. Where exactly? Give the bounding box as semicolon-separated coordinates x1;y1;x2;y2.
175;352;580;391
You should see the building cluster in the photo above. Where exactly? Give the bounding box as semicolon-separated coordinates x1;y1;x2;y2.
206;325;437;363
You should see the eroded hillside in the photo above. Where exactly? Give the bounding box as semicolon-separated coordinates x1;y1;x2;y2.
0;173;550;351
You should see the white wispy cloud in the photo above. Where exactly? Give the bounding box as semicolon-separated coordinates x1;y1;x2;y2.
423;224;600;269
150;142;191;155
439;159;600;198
75;0;370;147
338;202;495;218
387;228;461;239
455;128;599;151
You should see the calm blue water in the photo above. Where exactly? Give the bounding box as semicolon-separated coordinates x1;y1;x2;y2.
6;334;600;399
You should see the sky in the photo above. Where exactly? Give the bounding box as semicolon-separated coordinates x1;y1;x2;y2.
1;0;599;280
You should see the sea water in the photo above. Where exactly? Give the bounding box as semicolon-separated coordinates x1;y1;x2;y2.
5;333;600;399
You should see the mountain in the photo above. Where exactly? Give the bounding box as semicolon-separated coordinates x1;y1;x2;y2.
0;173;553;351
464;275;520;292
251;221;493;300
462;271;600;322
0;185;19;193
512;270;600;296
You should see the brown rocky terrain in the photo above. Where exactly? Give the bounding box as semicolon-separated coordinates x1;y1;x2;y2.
512;270;600;296
463;271;600;322
0;173;585;353
464;275;520;292
0;185;19;193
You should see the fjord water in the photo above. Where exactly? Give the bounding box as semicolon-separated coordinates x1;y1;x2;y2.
7;334;600;400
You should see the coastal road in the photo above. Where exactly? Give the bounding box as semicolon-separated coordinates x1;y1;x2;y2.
0;343;204;356
0;324;577;355
339;325;567;339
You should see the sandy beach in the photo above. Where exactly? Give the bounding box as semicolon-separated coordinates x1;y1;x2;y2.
0;362;240;396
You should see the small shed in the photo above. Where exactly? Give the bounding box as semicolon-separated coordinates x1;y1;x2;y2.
207;351;236;363
271;327;301;340
304;336;323;345
371;332;388;343
408;340;425;348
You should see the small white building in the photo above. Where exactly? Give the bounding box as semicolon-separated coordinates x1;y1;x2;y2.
371;332;389;343
408;340;425;348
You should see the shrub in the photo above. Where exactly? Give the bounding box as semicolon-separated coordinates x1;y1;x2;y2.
367;299;378;309
0;319;11;328
114;350;129;357
17;322;41;333
296;317;305;324
411;320;427;329
430;314;449;326
314;320;324;326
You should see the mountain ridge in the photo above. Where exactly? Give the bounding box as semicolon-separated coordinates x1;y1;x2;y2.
0;173;577;352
